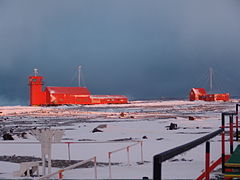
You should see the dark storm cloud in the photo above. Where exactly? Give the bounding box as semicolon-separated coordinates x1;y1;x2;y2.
1;0;240;105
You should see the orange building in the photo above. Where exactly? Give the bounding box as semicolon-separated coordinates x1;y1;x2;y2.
189;88;229;102
29;73;128;106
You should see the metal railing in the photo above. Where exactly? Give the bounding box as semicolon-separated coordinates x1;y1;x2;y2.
37;156;97;180
153;129;223;180
108;141;143;178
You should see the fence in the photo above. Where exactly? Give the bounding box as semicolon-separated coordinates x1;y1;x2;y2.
37;156;97;180
108;141;143;178
0;140;143;179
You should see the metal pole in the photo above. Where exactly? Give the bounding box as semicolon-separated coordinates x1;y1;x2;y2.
153;156;161;180
205;141;210;180
127;146;130;166
67;143;71;160
230;115;234;154
140;141;144;164
78;65;81;87
94;157;97;179
209;67;213;91
236;104;239;141
108;152;112;179
221;113;225;173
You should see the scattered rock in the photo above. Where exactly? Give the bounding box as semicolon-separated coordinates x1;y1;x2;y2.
21;132;28;139
92;128;103;133
3;133;14;140
119;112;126;118
167;123;178;130
189;116;196;120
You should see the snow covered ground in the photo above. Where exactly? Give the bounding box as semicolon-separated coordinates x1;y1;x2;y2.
0;100;237;179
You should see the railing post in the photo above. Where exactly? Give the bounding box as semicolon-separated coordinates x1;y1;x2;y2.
236;104;239;141
221;113;225;173
140;141;144;164
58;169;64;180
205;141;210;180
230;115;234;154
67;143;71;161
153;156;161;180
93;156;97;179
127;146;130;166
108;152;112;179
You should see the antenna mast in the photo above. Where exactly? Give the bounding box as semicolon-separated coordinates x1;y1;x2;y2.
78;65;81;87
209;67;213;91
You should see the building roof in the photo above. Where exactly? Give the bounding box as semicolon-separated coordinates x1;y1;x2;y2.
191;88;207;95
45;87;91;95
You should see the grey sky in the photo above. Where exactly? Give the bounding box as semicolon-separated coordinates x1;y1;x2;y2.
0;1;240;105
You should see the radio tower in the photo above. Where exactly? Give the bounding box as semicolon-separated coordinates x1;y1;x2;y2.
209;67;213;92
78;65;81;87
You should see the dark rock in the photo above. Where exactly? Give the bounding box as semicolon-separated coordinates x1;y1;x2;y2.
189;116;196;120
21;132;28;139
120;112;125;117
168;123;177;130
130;116;135;119
3;133;14;140
92;128;103;133
142;177;149;179
142;136;148;139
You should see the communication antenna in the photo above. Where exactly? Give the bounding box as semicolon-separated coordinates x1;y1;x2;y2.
78;65;81;87
209;67;213;91
34;68;38;76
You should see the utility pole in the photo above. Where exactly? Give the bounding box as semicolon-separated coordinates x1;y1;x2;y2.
78;65;81;87
209;67;213;91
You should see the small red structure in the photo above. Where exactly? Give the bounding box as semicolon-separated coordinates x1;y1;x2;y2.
189;88;229;102
29;71;128;106
189;88;207;101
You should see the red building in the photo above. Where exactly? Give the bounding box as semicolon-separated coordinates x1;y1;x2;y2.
189;88;229;102
189;88;207;101
29;74;128;106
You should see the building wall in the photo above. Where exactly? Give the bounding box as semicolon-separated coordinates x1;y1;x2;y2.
189;88;230;102
46;91;92;105
29;76;46;106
